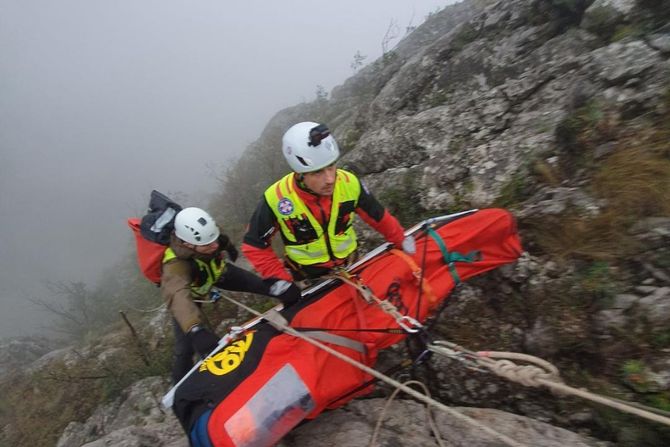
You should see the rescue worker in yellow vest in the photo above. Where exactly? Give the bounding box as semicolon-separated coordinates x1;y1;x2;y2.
161;207;300;383
242;121;416;284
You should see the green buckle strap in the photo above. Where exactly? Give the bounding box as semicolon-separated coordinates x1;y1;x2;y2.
426;227;480;284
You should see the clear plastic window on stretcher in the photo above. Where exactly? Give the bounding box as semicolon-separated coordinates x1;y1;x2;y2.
224;364;315;447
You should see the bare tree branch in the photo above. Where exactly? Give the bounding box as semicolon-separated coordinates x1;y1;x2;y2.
381;19;400;55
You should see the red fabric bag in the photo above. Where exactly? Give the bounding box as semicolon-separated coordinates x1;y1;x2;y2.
127;218;165;284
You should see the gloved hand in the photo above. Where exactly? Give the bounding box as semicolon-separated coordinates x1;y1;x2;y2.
225;243;239;262
401;235;416;255
187;325;219;358
265;278;302;307
218;234;239;262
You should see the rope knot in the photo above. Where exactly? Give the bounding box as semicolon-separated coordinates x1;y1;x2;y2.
490;360;553;387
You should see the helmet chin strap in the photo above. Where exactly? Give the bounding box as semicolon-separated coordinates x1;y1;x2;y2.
295;173;316;195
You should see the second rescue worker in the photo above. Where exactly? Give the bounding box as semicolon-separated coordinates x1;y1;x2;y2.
242;121;416;284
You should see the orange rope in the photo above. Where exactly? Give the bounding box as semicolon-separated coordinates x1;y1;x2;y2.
389;249;438;306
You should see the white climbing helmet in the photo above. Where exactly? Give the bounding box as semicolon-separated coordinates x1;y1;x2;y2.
282;122;340;173
174;207;220;245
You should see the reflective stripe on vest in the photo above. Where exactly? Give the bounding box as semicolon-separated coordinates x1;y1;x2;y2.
264;170;361;266
163;247;226;297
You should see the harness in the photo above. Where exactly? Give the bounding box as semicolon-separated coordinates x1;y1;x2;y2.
163;247;226;297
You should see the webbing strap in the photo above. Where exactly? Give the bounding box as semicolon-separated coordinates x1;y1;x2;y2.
389;249;437;305
295;326;406;334
426;227;479;284
300;331;367;354
263;309;367;353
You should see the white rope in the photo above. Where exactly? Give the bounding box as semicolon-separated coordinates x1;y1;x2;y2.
539;380;670;426
202;285;670;435
221;293;527;447
370;380;447;447
121;300;166;313
428;341;670;428
325;271;423;333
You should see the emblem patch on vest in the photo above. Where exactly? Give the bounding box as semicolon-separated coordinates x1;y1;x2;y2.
278;198;294;215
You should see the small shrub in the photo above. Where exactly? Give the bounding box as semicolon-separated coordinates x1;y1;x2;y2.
583;5;620;39
622;358;644;375
381;50;398;66
339;127;364;152
650;329;670;349
350;50;367;72
610;24;641;42
528;0;591;30
494;172;532;208
577;261;620;306
648;393;670;412
532;159;562;186
622;359;650;392
450;23;479;51
378;170;434;226
555;100;607;153
427;88;450;107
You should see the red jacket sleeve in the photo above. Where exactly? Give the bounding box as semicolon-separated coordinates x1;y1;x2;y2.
354;177;406;246
357;209;405;246
240;243;293;281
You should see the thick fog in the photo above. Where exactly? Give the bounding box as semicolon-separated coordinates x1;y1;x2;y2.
0;0;456;338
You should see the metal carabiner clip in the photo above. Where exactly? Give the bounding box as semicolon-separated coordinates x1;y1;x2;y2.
397;315;423;333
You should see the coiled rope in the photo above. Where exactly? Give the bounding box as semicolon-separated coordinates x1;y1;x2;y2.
427;340;670;427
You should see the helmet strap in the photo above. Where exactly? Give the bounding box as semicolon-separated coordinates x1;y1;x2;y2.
295;173;318;196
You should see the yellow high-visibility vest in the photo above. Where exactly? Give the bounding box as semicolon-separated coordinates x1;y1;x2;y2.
264;169;361;266
163;248;226;297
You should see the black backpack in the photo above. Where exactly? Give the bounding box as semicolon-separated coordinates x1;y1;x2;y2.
139;190;183;245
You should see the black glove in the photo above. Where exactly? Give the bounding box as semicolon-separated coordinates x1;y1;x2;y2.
225;244;239;262
265;278;302;307
187;326;219;358
219;234;239;262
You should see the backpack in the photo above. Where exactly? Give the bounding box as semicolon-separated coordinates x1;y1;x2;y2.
127;190;182;284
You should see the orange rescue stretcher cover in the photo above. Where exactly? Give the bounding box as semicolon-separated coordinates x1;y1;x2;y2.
173;208;522;447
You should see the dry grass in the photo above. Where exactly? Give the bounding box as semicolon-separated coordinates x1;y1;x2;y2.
0;366;104;447
532;96;670;261
532;211;638;261
594;145;670;218
0;333;173;447
533;159;562;186
555;100;618;156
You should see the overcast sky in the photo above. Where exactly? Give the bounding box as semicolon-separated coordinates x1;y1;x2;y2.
0;0;454;338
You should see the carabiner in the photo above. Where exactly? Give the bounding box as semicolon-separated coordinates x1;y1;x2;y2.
397;315;423;333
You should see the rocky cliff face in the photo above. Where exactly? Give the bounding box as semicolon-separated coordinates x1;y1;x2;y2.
4;0;669;446
211;0;670;444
